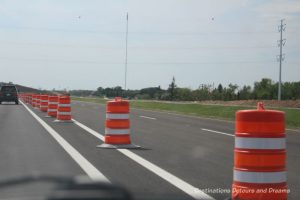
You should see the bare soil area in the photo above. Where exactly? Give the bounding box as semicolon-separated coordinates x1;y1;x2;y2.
197;100;300;108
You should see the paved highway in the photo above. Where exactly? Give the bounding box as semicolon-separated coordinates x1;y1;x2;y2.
0;100;299;199
0;102;84;198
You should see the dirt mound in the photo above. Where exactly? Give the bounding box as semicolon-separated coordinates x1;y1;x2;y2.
198;100;300;108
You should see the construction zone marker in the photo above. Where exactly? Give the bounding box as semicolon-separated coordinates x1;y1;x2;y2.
54;95;73;123
232;102;288;200
98;97;140;149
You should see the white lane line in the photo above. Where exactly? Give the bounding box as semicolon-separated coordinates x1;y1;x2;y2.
20;101;109;182
201;128;234;137
72;119;214;200
74;120;105;140
117;149;214;200
139;115;157;120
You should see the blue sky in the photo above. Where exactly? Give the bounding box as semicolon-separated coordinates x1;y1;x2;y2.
0;0;299;90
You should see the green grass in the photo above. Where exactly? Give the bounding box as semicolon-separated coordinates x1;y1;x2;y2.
71;96;300;129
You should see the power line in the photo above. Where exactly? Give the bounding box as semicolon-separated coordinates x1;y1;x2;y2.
0;41;284;50
0;25;281;35
0;56;277;65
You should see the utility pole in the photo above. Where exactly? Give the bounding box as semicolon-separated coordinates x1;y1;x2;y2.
124;12;129;91
277;19;286;101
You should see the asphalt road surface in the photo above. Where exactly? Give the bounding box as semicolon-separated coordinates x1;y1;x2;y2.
0;100;299;199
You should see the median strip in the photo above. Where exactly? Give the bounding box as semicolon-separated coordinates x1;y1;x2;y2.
72;97;300;129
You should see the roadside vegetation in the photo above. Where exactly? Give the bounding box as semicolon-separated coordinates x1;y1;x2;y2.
71;77;300;129
71;96;300;129
70;78;300;101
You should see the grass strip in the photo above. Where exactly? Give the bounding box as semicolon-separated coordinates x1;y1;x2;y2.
71;96;300;129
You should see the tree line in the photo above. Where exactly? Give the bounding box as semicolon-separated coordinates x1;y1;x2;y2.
69;78;300;101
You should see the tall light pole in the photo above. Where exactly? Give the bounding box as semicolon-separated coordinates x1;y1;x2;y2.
277;19;286;101
124;12;129;91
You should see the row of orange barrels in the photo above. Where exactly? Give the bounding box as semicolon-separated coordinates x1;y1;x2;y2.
18;93;288;200
19;93;71;122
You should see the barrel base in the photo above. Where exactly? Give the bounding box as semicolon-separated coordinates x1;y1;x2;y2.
53;119;74;123
97;143;141;149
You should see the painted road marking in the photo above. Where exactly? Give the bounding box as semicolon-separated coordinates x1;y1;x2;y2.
201;128;234;137
140;115;157;120
21;101;109;182
73;119;214;200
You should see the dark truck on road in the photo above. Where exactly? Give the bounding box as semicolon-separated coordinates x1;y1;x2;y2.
0;85;19;104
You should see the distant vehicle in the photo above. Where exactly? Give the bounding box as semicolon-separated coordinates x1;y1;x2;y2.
0;85;19;104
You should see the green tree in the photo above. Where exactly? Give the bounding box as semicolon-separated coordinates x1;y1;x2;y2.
292;82;300;99
95;87;104;96
140;87;163;99
176;88;193;101
238;85;252;100
168;77;177;101
223;84;238;100
217;84;223;93
192;86;211;101
253;78;274;99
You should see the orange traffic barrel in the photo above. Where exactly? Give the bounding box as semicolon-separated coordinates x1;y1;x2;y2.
54;96;72;122
32;94;37;107
21;94;24;102
25;94;28;103
47;96;58;117
28;94;32;105
22;94;26;103
98;97;140;149
232;102;287;200
36;94;41;109
40;95;48;112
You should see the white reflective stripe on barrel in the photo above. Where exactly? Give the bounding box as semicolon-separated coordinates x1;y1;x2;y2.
105;128;130;135
57;112;71;115
58;104;71;107
48;109;57;112
40;100;48;103
234;170;286;184
235;137;286;149
48;102;58;105
40;106;48;108
106;113;129;120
